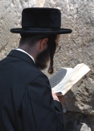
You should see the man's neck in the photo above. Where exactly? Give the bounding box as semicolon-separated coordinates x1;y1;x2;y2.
16;48;35;62
18;44;38;60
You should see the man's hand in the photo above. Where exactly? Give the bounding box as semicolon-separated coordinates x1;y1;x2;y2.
52;90;60;102
52;91;64;104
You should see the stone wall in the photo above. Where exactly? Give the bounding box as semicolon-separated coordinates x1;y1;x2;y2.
0;0;94;130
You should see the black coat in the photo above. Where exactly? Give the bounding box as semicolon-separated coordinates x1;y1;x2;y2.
0;50;64;131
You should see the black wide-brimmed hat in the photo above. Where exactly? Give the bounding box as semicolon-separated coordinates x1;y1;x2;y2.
10;8;72;34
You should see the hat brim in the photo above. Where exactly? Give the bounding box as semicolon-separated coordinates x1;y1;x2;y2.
10;28;72;34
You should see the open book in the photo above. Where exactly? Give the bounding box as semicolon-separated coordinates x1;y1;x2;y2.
49;63;90;96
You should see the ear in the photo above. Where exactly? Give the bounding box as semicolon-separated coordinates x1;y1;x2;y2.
39;38;48;51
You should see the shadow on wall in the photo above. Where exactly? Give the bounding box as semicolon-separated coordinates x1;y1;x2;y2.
64;111;94;131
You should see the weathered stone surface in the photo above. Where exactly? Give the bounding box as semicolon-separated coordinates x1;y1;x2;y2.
43;0;94;115
0;0;45;59
0;0;94;130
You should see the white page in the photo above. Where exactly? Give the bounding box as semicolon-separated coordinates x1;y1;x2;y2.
49;67;73;92
49;63;90;95
61;64;90;94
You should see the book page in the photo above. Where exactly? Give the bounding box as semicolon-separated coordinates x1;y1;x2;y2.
60;64;90;95
49;67;73;92
49;63;90;96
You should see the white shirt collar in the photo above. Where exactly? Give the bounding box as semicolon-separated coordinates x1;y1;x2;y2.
16;48;35;63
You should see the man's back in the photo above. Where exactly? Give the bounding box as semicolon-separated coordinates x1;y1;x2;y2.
0;50;42;130
0;50;64;131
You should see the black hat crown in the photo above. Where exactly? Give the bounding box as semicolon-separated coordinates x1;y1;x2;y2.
10;8;72;34
22;8;60;28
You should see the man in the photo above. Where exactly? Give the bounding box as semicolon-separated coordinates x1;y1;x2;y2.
0;8;72;131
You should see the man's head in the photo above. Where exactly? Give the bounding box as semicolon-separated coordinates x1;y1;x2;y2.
10;7;72;74
19;34;60;74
